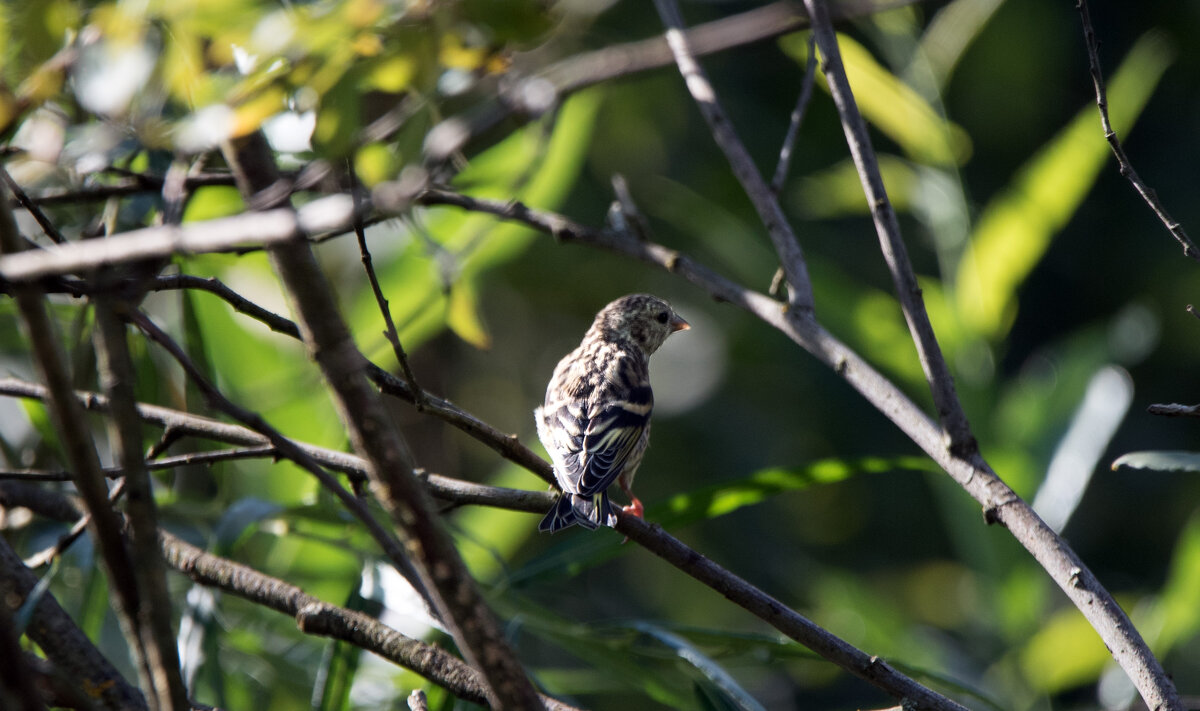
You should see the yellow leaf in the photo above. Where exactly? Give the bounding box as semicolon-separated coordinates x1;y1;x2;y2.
447;280;491;349
780;32;971;166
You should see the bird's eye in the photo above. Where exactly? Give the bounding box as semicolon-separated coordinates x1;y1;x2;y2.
656;311;669;324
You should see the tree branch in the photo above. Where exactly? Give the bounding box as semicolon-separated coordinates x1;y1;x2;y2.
402;185;1183;710
802;0;976;455
222;132;544;709
94;299;190;710
0;184;159;705
653;0;814;312
0;527;148;711
1074;0;1198;261
800;1;1180;707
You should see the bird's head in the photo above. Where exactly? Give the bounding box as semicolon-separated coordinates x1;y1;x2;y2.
590;294;689;355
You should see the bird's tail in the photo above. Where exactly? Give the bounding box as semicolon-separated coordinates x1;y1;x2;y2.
539;492;616;533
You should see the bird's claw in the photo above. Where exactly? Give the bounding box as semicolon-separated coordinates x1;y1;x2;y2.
621;498;644;519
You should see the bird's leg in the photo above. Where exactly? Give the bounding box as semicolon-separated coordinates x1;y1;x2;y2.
618;479;644;519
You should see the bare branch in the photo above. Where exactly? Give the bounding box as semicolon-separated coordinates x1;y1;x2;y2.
801;2;1179;707
0;195;357;282
770;32;818;195
94;300;189;710
1146;403;1200;418
653;0;814;312
0;164;66;244
352;190;427;409
802;0;976;455
1074;0;1198;261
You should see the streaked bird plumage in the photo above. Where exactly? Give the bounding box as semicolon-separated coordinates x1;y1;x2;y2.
536;294;689;533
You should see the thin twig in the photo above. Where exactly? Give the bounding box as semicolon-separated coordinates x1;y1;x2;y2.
653;0;814;312
0;164;67;244
0;446;281;482
1074;0;1198;261
770;32;818;195
803;0;977;454
24;479;126;570
1146;403;1200;418
351;188;427;410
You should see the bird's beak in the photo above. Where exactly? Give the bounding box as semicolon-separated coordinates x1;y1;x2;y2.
670;315;690;333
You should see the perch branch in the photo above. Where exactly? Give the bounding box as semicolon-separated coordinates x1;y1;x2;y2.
409;184;1180;710
0;375;964;709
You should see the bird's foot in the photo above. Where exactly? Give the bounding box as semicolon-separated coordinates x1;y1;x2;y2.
621;498;644;519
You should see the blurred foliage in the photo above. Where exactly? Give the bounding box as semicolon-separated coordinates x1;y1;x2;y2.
2;0;1200;710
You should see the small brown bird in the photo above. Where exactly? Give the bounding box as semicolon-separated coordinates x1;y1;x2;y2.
536;294;689;533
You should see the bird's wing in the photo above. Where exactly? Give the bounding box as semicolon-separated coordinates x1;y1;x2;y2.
573;384;652;496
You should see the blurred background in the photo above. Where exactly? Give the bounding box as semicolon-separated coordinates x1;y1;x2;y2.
3;0;1200;709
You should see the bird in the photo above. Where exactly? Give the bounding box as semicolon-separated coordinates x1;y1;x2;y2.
536;294;690;533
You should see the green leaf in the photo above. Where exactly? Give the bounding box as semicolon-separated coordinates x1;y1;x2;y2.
656;456;936;529
780;32;971;166
182;186;246;222
1111;450;1200;473
955;32;1174;339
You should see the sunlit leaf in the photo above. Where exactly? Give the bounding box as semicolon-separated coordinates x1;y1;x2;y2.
955;32;1173;339
182;186;246;222
1144;514;1200;653
353;141;400;187
446;278;490;349
779;32;972;166
1019;605;1111;693
792;154;918;218
659;456;935;527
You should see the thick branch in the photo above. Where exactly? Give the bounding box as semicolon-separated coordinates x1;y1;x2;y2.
222;132;543;710
0;528;147;711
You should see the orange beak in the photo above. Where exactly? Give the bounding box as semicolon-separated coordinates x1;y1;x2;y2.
670;315;690;333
